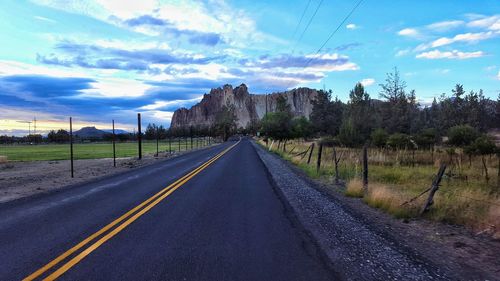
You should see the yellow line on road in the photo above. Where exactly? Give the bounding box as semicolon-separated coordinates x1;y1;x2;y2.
24;141;239;281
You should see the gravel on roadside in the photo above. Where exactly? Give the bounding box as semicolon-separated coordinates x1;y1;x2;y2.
252;141;459;281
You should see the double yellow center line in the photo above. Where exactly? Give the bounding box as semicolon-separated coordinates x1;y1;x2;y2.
24;140;240;281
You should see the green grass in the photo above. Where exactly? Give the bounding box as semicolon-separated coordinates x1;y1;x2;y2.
0;139;210;161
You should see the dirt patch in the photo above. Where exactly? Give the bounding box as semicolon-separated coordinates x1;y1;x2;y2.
0;152;176;203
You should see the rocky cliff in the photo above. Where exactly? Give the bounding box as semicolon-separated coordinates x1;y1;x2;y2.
170;84;318;129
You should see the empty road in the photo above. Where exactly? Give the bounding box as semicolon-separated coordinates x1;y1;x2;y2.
0;138;336;280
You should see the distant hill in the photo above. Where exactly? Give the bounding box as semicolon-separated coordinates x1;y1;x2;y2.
74;127;130;139
74;126;107;138
102;129;129;135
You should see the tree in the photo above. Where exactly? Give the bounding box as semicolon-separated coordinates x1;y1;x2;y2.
214;105;238;141
371;128;388;148
466;135;497;182
414;128;439;149
261;96;293;141
144;123;158;140
291;116;313;139
344;82;374;144
379;67;411;133
447;125;479;146
310;90;344;136
47;129;70;143
338;119;360;147
387;133;412;149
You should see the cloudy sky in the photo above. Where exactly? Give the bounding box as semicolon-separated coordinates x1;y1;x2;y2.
0;0;499;135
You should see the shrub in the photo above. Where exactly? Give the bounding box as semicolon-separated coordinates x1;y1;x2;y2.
371;128;388;147
387;133;412;149
447;125;479;146
415;128;439;149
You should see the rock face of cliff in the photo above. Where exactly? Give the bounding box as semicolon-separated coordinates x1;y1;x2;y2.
170;84;318;129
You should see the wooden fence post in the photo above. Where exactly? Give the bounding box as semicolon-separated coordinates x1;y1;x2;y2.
362;145;368;192
333;146;340;184
69;117;74;178
112;119;116;167
420;164;447;215
307;142;315;165
137;113;142;159
316;143;323;174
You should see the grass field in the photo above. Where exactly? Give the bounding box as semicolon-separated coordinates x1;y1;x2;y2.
260;139;500;238
0;139;211;161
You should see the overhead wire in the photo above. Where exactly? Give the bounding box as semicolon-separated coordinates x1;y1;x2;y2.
284;0;365;90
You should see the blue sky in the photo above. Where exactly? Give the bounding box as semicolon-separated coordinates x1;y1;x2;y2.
0;0;499;134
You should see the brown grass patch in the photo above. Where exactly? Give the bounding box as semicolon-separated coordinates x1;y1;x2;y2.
345;179;364;197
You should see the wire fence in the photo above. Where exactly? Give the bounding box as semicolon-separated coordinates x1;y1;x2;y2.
0;115;220;163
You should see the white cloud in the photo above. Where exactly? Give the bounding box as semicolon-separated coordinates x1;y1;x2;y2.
433;31;496;47
138;97;202;110
467;15;500;31
414;31;498;51
398;28;419;37
416;50;484;60
395;49;410;57
81;78;152;98
346;23;357;30
0;60;88;77
497;70;500;80
360;78;375;86
32;0;273;48
34;15;56;23
426;20;464;32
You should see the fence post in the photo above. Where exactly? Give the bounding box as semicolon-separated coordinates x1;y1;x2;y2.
70;117;74;178
137;113;142;159
190;126;193;150
307;142;315;165
168;135;172;154
156;126;159;157
112;119;116;167
333;146;339;184
421;164;447;215
316;143;323;174
362;145;368;192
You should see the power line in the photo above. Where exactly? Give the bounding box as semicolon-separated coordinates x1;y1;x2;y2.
291;0;312;40
292;0;324;54
285;0;364;90
311;0;364;57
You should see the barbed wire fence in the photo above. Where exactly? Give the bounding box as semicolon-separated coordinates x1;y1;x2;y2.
0;113;221;177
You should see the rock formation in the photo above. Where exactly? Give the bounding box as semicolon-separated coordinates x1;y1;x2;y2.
170;84;318;129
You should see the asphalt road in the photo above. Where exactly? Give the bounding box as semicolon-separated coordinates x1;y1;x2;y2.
0;138;335;281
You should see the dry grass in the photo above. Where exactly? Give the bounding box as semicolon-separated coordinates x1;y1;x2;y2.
0;156;7;163
260;139;500;237
345;179;364;197
363;183;418;218
486;203;500;239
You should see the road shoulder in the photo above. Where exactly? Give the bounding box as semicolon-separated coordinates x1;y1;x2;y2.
0;145;220;204
252;141;471;280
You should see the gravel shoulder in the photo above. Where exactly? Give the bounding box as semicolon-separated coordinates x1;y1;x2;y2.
252;141;500;281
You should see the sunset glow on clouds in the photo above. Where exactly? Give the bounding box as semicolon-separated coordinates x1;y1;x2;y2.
0;0;499;135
